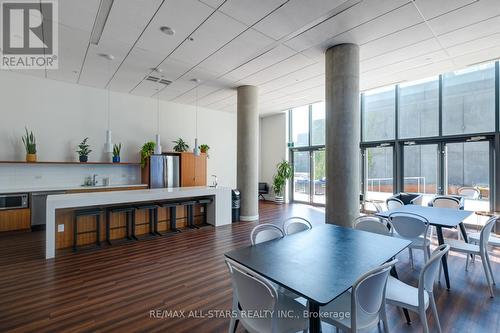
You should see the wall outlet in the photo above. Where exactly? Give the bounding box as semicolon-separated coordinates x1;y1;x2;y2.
57;224;64;232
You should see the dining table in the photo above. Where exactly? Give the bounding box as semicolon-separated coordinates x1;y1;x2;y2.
225;224;410;333
377;204;474;289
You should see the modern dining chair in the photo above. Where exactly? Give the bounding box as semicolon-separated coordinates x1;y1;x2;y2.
444;216;498;297
320;259;397;333
389;212;431;269
386;197;404;210
354;215;393;236
282;217;312;235
250;224;285;245
225;258;308;333
372;202;385;213
385;244;450;333
430;195;462;239
458;187;481;200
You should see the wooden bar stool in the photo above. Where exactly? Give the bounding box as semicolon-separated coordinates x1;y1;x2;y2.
161;202;181;233
135;204;160;237
73;208;102;252
106;206;136;244
183;200;198;229
197;198;213;226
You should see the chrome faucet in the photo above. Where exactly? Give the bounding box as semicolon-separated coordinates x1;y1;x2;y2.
211;175;218;188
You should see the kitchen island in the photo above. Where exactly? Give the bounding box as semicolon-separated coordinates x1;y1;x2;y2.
45;186;232;259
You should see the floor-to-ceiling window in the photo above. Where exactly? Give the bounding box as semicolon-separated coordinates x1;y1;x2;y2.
289;61;500;213
289;102;325;205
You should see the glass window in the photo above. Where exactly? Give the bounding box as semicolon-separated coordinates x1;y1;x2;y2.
362;86;395;142
399;77;439;138
442;63;496;135
446;141;490;211
365;146;393;200
312;150;325;204
291;105;309;147
403;144;438;205
311;102;325;146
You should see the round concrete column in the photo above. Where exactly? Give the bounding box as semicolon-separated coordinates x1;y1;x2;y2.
325;44;360;227
237;85;259;221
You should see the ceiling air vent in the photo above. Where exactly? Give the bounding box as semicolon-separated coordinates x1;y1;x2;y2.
159;79;172;85
145;76;172;86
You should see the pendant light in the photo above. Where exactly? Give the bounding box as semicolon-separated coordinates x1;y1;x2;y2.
100;53;114;156
192;78;201;156
153;68;163;155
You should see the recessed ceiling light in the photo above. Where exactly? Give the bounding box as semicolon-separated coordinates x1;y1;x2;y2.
188;37;194;41
160;26;175;36
98;53;114;61
191;78;201;84
151;67;163;73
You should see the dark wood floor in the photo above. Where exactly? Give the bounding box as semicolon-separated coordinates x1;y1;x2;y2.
0;202;498;332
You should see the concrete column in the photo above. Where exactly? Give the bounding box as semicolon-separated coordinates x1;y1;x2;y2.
237;85;259;221
325;44;360;227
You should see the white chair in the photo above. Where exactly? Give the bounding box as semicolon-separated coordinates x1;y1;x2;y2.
386;197;404;210
458;187;480;200
469;231;500;247
354;216;393;236
250;224;284;245
282;217;312;235
385;244;450;333
372;202;384;213
389;212;430;269
320;259;397;332
225;258;308;333
445;216;498;297
430;195;462;239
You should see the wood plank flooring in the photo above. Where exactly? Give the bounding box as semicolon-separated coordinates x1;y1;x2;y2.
0;201;498;332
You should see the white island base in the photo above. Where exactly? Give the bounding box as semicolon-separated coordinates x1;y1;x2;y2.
45;186;232;259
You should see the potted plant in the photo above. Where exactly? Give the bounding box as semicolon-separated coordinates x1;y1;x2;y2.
199;144;210;155
112;143;122;163
141;141;156;168
272;160;293;204
22;127;37;162
77;137;92;162
173;138;189;152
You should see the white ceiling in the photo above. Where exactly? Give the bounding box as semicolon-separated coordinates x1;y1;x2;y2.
8;0;500;114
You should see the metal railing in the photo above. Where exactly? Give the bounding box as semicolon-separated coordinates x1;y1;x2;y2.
367;176;427;193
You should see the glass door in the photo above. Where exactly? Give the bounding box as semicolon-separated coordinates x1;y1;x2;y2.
292;151;310;203
312;149;326;205
444;140;491;211
364;145;394;201
403;143;439;206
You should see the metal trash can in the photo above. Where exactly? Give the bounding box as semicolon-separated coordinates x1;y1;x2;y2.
232;189;240;222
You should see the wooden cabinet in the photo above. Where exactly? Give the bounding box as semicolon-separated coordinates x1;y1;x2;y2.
180;152;207;187
0;208;31;232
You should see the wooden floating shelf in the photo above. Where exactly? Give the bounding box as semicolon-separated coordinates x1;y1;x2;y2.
0;161;141;166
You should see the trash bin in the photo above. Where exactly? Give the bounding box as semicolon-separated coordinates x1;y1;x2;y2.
232;189;240;222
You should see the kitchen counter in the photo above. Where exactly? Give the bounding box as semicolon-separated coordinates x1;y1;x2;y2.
45;186;232;259
0;184;148;194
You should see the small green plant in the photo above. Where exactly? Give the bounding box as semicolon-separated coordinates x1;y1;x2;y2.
199;144;210;153
77;137;92;157
272;160;293;197
141;141;156;168
173;138;189;152
22;127;36;154
113;143;122;157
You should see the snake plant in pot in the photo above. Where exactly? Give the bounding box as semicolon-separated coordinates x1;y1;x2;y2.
22;127;37;162
272;160;293;204
112;143;122;163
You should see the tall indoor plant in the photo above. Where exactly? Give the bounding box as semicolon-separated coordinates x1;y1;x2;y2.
22;127;37;162
272;160;293;204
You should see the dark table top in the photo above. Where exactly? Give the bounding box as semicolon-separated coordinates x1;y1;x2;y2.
376;205;474;228
224;224;410;305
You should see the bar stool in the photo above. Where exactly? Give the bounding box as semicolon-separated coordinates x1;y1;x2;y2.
161;202;181;233
73;208;102;252
106;206;136;244
183;200;198;229
197;198;213;226
135;204;160;237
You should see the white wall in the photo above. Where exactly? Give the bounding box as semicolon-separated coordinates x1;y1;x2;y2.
0;71;237;188
259;113;288;201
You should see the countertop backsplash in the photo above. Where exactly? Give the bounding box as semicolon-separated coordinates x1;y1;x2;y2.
0;163;141;192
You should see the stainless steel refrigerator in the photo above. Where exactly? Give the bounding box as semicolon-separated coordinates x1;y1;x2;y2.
149;154;180;188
